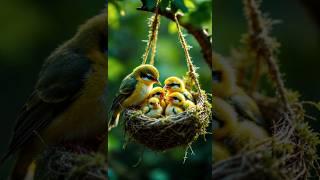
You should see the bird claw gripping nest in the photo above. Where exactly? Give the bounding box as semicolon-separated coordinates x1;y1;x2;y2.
123;93;211;151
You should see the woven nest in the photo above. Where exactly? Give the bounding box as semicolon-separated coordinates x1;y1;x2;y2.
124;92;211;151
35;147;107;180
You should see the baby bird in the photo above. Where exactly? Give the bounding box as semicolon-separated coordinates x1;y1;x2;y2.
165;92;185;116
147;87;166;108
142;97;163;118
183;100;196;110
109;64;160;131
213;53;266;127
164;76;194;103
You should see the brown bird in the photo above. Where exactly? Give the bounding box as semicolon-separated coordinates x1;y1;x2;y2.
0;11;107;179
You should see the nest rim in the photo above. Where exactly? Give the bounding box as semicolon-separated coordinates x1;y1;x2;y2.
123;93;211;151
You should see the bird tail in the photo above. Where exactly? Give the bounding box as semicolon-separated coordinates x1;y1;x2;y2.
108;109;120;131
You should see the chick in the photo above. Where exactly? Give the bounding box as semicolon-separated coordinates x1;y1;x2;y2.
147;87;166;108
142;97;163;118
230;120;269;150
213;53;266;127
213;97;269;151
109;64;160;131
213;96;238;140
213;141;231;163
183;100;196;110
0;12;107;180
165;92;185;116
164;76;193;100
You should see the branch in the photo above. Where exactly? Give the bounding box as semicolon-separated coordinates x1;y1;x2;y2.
137;7;212;69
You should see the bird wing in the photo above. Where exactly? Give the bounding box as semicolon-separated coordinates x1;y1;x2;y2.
110;74;137;111
229;94;265;127
3;50;92;160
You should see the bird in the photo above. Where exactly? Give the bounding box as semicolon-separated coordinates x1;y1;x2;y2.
165;92;185;116
0;11;107;180
108;64;160;131
213;53;266;127
213;141;231;163
142;97;163;118
183;99;196;110
213;97;269;151
213;96;238;140
145;86;166;108
230;120;269;151
164;76;194;108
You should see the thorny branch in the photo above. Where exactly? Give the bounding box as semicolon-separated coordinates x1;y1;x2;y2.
137;7;212;69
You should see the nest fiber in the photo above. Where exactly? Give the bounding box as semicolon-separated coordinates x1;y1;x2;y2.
124;93;211;151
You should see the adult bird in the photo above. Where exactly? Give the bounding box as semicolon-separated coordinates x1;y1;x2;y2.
108;64;160;131
0;11;107;180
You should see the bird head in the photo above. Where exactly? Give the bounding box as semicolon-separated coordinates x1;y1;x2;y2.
149;87;165;99
148;97;160;109
166;92;185;106
134;65;160;85
74;12;107;53
164;76;185;93
212;53;237;98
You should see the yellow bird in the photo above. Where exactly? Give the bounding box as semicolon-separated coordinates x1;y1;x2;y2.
108;64;160;131
213;53;266;127
165;92;185;116
213;96;238;140
142;97;163;118
183;100;196;110
146;87;166;108
230;120;269;151
0;12;107;179
213;141;231;163
164;76;195;112
213;97;269;151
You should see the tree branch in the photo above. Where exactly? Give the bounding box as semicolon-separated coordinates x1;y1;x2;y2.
137;7;212;69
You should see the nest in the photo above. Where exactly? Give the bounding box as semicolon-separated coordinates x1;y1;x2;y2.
124;93;211;151
35;147;107;180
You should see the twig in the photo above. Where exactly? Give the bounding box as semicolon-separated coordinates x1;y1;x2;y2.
137;7;212;69
243;0;294;120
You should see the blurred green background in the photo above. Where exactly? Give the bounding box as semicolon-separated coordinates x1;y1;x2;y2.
0;0;105;178
107;1;212;180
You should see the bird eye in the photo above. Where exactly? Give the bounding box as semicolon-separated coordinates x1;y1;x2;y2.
173;97;178;100
141;73;155;81
155;92;161;95
170;83;180;87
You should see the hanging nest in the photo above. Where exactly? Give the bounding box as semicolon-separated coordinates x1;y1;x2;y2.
121;6;211;151
124;92;211;151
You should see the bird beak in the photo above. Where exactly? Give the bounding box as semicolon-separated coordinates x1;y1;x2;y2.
155;79;161;86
